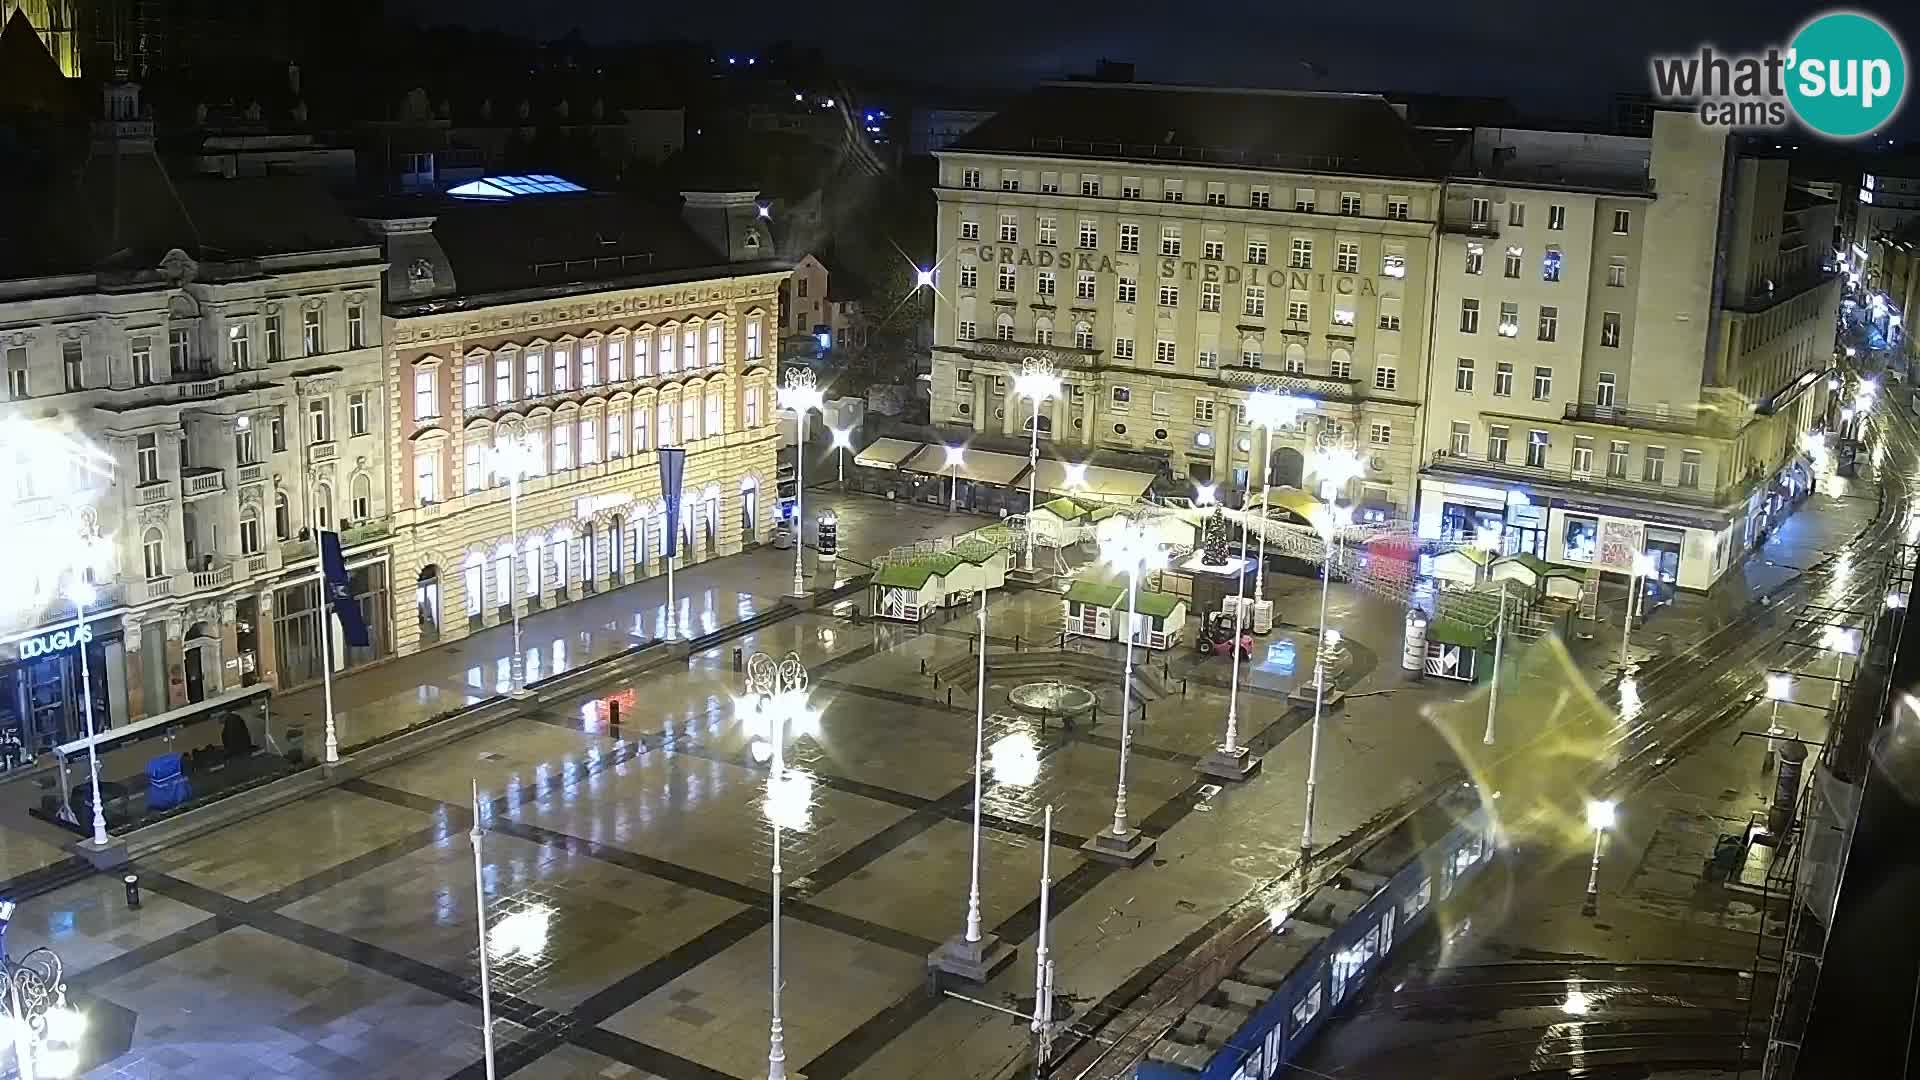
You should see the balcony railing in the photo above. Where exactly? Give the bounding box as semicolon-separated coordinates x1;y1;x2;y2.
1426;450;1738;508
1560;402;1743;438
941;338;1103;370
1441;216;1499;238
309;441;338;464
237;463;265;486
141;576;173;601
186;561;235;592
278;520;394;563
135;480;174;505
181;467;226;498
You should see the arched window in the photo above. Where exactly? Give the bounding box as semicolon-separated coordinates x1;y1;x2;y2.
142;527;165;579
1074;322;1094;350
994;312;1015;341
1034;316;1053;346
314;482;333;531
739;477;759;544
463;552;485;621
351;472;372;521
1284;342;1307;374
416;565;441;642
239;507;262;555
1023;412;1054;437
273;490;291;540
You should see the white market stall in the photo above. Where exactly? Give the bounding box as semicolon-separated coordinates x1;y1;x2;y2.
1062;576;1188;651
869;544;1010;623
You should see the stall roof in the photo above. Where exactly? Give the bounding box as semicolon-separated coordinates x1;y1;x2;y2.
1259;486;1324;523
1038;496;1090;519
870;547;1000;589
901;445;1030;486
854;437;922;470
1427;614;1493;650
1026;459;1157;503
1064;578;1182;618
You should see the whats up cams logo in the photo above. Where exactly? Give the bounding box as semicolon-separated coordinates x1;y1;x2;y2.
1650;10;1907;138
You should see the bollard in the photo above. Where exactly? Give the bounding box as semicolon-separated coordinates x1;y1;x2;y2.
969;636;975;655
920;658;927;675
1182;677;1189;696
1016;634;1023;653
948;687;954;708
609;699;622;729
733;647;744;672
124;874;141;909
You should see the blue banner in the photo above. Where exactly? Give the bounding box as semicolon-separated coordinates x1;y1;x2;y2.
658;447;686;558
320;530;372;648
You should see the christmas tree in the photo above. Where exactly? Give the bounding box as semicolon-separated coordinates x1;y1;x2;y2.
1201;508;1230;566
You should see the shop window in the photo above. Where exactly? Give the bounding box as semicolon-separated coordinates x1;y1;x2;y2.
1563;516;1597;562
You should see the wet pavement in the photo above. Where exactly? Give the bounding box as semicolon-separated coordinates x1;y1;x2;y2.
1;474;1872;1079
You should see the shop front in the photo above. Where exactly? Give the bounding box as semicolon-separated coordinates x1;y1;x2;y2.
0;615;129;768
271;561;392;689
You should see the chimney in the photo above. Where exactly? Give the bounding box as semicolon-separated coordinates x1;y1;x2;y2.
680;190;766;263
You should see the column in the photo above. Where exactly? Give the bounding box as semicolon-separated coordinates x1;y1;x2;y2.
1002;381;1018;437
1079;388;1096;448
122;614;147;721
163;615;186;709
255;590;280;688
218;599;240;697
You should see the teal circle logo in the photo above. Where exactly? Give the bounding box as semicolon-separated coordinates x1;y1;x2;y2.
1787;11;1907;138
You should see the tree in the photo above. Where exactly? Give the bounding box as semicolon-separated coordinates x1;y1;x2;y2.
1202;509;1230;566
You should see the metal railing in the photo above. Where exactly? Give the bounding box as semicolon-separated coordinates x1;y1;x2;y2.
1561;401;1743;437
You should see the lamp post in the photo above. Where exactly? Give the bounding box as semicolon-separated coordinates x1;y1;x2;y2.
468;780;497;1080
829;426;853;489
1820;625;1859;705
1030;804;1057;1076
1301;500;1353;860
1199;462;1258;781
1480;529;1507;748
778;369;825;599
0;941;86;1080
1765;672;1792;764
942;445;967;514
1581;799;1617;916
1014;358;1063;572
1619;551;1658;671
1243;390;1314;610
740;652;814;1080
63;509;109;848
491;421;541;695
1085;520;1167;865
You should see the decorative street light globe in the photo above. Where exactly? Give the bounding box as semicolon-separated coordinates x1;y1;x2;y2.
1243;389;1315;609
1014;358;1064;572
778;369;826;599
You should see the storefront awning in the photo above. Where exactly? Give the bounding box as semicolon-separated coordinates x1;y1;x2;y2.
1025;459;1157;503
1258;486;1324;523
854;437;922;470
901;445;1030;486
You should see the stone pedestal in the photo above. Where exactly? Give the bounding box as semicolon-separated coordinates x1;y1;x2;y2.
1286;686;1346;713
1198;744;1260;781
1081;827;1158;867
73;838;129;870
927;932;1016;985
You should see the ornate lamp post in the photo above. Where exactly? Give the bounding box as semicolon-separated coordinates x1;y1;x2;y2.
778;370;825;598
1619;551;1658;671
491;421;542;696
829;426;853;489
1199;459;1258;781
1243;390;1314;613
0;939;86;1080
1820;625;1859;705
1084;519;1167;866
62;509;110;848
739;652;815;1080
1300;500;1353;860
1014;358;1063;572
1581;799;1617;916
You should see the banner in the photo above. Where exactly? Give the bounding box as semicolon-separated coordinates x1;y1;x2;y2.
319;530;372;648
658;446;686;558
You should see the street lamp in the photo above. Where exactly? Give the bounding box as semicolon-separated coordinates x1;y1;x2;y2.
1820;625;1859;705
1307;442;1367;507
1765;672;1792;761
0;939;85;1079
778;369;826;598
1087;520;1167;864
1619;551;1658;670
1581;799;1616;916
1200;454;1258;781
1014;358;1063;572
1301;502;1352;859
491;421;542;694
942;444;967;514
468;780;498;1080
738;652;814;1080
1243;390;1314;608
828;426;853;489
1482;532;1509;748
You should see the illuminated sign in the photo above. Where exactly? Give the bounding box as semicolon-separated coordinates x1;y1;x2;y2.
20;626;92;660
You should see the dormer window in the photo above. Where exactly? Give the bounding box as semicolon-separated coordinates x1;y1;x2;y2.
744;229;762;251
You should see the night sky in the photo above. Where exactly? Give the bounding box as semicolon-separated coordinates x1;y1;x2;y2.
401;0;1920;138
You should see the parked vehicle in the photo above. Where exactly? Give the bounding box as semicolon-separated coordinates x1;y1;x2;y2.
1194;611;1254;659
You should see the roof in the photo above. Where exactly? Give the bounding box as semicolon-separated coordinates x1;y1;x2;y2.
901;444;1029;486
871;549;985;589
1259;487;1324;524
1064;577;1183;618
1026;459;1157;503
1426;615;1492;650
0;9;67;114
446;174;587;199
948;83;1442;180
854;437;921;470
1039;496;1089;519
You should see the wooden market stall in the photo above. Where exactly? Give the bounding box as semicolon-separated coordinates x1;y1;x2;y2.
1062;577;1188;651
869;545;1010;622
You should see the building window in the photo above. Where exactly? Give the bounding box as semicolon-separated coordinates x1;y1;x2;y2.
962;168;981;189
1378;312;1401;331
1163;179;1183;202
1643;445;1666;483
167;328;190;371
1241;344;1263;368
1201;282;1221;312
350;391;369;436
998;265;1017;292
464;360;484;408
1037;216;1056;246
607;412;625;459
142;527;165;579
1197;348;1217;369
1244;286;1266;318
743;385;761;428
1498;301;1519;337
1251;186;1271;209
1596;372;1617;407
1284;350;1305;374
347;303;366;349
1572;436;1594;475
1001;170;1020;191
1040;172;1059;193
1117;276;1138;303
1542;248;1562;282
1680;449;1702;488
308;397;331;442
1387;196;1410;221
1295;188;1316;212
221;324;250;371
633;405;651;450
581;416;600;463
1113;337;1134;361
1470;197;1490;224
607;337;625;379
1289;238;1312;269
1370;423;1392;445
1547;204;1566;230
1161;225;1182;257
996;314;1015;341
264;314;281;361
1332;306;1355;327
960;219;979;241
1206;182;1226;206
1538;306;1559;342
1194;398;1215;422
1204;240;1225;261
1612;209;1631;234
1287;300;1310;322
415;447;439;503
302;308;322;354
581;341;599;386
1039;271;1057;297
1494;362;1514;397
1526;429;1548;468
1533;366;1553;401
1563;515;1597;562
1460;299;1480;333
1487;425;1509;462
1150;391;1171;417
1331;354;1352;379
960;265;978;289
999;213;1018;243
523;349;544;395
1079;220;1098;248
1035;322;1053;345
274;491;291;539
1607;440;1629;478
1374;366;1397;391
1341;192;1362;215
1119;223;1140;253
1247;240;1269;265
1336;242;1359;273
1504;246;1523;278
1455;358;1475;392
136;433;159;484
58;340;82;391
464;442;484;492
1155;340;1176;366
1075;323;1094;350
131;335;154;385
1077;272;1096;300
1450;421;1471;456
1508;201;1526;227
414;369;436;421
1608;258;1628;288
958;320;977;341
270;407;285;452
1600;312;1622;348
495;354;514;401
1110;386;1131;410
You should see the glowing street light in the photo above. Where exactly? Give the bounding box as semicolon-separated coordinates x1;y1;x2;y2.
778;369;826;599
1194;483;1217;506
1063;462;1088;490
1014;358;1063;572
942;444;968;514
1307;443;1367;505
1244;390;1314;607
1581;799;1617;916
1200;449;1259;782
914;266;935;290
1301;502;1352;859
1619;551;1658;671
738;652;814;1080
1820;624;1859;704
0;939;86;1080
829;426;853;488
932;594;1018;984
1088;520;1168;864
491;421;543;688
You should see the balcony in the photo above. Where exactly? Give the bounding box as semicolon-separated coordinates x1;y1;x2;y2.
181;467;227;499
1441;216;1499;238
182;560;235;592
1217;365;1360;401
936;338;1103;371
278;520;394;563
1426;450;1740;509
1560;402;1743;438
135;480;175;506
237;463;265;486
309;441;338;464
